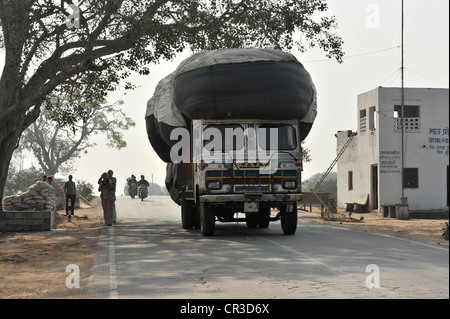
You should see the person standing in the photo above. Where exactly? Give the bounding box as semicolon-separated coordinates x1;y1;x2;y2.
99;172;115;226
107;170;117;223
64;175;77;221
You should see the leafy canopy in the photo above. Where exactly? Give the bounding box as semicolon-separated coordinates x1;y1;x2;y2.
0;0;343;125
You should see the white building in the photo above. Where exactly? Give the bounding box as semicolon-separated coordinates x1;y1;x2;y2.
336;87;449;212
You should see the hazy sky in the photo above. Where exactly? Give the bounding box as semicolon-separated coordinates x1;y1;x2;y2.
2;0;449;193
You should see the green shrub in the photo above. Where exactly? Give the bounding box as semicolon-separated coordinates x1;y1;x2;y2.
77;180;95;202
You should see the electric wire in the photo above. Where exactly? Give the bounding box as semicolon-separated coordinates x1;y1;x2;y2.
303;45;400;63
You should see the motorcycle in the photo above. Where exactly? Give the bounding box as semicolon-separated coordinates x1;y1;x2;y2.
138;184;148;201
129;182;137;199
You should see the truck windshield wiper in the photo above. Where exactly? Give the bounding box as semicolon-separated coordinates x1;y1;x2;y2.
226;150;241;171
276;151;298;161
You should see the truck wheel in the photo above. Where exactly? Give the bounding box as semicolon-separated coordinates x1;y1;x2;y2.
246;213;258;228
193;205;201;229
200;203;215;236
181;199;195;229
193;193;201;229
258;207;271;228
280;203;298;235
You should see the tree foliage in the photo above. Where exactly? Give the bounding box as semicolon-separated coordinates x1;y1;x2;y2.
17;95;135;176
302;171;337;199
76;180;95;202
0;0;344;206
1;0;344;123
3;166;42;197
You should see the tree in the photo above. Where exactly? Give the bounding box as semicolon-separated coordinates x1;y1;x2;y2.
76;180;94;202
0;0;344;208
302;171;337;199
3;166;42;197
17;95;135;177
302;141;311;163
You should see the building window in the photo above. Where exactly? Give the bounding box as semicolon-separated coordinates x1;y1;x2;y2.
348;171;353;191
404;168;419;188
359;109;367;134
369;106;376;132
394;105;421;133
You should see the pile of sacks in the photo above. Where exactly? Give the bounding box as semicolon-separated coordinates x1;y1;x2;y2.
2;181;56;212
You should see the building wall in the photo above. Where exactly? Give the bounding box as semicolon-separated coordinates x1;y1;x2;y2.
336;88;380;210
336;130;360;207
378;87;449;210
337;87;449;211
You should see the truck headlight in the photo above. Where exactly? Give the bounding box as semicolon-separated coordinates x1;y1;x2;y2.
207;181;221;190
283;180;297;189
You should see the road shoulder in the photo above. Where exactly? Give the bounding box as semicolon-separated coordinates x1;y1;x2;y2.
299;208;449;248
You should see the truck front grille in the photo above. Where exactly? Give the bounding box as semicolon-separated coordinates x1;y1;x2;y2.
233;185;271;193
205;169;297;186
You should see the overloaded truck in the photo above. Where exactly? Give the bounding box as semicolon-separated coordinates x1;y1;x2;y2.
145;48;317;236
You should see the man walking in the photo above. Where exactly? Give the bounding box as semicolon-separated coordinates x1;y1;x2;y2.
64;175;77;221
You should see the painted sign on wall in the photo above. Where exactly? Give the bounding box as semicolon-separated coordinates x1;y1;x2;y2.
380;150;401;174
428;127;449;156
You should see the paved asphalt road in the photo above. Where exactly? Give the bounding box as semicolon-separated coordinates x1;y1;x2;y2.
89;196;449;300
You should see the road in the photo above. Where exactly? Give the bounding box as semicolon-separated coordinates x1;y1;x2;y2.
89;196;449;299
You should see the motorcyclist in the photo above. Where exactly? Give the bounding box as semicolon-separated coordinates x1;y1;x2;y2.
128;174;137;186
138;175;150;200
138;175;150;188
128;174;138;198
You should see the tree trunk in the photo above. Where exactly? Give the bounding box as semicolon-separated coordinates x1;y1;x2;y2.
0;116;25;209
0;92;40;209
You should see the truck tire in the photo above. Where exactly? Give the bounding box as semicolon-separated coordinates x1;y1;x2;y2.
258;207;271;228
280;203;298;235
193;205;201;229
200;203;215;236
246;213;258;228
193;189;201;229
181;198;195;229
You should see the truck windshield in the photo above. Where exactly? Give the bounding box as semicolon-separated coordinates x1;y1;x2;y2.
202;124;297;152
258;124;297;150
203;124;245;151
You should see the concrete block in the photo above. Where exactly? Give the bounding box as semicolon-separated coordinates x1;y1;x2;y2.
0;210;52;232
396;204;409;220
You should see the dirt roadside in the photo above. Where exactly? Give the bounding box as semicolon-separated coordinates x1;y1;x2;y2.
0;200;448;299
0;198;104;299
300;207;449;247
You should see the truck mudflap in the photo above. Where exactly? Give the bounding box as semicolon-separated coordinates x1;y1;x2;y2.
200;193;303;203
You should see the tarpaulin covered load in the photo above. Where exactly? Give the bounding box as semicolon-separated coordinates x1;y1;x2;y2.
145;48;318;164
173;48;314;121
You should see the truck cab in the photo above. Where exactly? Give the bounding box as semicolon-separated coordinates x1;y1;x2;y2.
179;118;303;236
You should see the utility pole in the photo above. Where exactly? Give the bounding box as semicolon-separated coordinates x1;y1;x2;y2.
400;0;405;200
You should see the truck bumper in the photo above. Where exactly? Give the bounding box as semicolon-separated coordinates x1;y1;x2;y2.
200;193;302;203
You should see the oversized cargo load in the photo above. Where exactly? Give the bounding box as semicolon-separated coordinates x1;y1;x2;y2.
145;48;317;164
173;55;313;121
